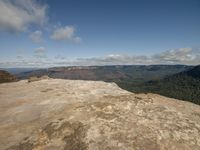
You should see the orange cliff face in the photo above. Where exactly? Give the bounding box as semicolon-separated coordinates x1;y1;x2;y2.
0;78;200;150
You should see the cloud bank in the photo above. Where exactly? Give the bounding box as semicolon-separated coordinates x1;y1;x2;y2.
0;48;200;68
34;47;46;58
0;0;81;43
50;26;81;42
0;0;47;33
29;30;43;43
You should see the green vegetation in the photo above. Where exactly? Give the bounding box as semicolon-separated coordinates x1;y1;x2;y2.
0;70;16;83
116;66;200;105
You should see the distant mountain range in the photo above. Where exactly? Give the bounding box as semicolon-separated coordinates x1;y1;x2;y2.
16;65;191;82
181;65;200;79
1;65;200;105
0;68;40;74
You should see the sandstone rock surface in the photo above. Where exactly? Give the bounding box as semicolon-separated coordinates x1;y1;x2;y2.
0;78;200;150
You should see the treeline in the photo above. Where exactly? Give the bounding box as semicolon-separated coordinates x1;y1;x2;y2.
116;66;200;105
0;70;16;83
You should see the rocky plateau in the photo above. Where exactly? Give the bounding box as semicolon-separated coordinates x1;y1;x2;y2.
0;78;200;150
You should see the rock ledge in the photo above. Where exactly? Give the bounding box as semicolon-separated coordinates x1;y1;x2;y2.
0;79;200;150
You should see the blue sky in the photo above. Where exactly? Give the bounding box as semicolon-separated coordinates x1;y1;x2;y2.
0;0;200;67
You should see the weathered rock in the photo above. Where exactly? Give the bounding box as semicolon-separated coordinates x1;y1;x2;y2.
0;78;200;150
28;75;50;83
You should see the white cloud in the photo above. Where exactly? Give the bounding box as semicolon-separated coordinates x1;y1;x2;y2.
0;0;47;33
1;48;199;68
153;48;200;65
0;0;82;44
29;30;43;43
55;55;66;60
50;26;81;42
70;48;200;66
34;47;46;58
35;46;45;52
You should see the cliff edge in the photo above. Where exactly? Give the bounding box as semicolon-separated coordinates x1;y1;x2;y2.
0;78;200;150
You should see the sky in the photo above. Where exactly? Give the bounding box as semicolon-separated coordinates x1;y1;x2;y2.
0;0;200;68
